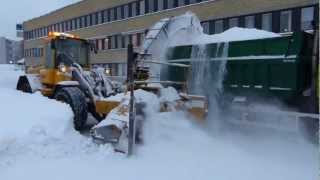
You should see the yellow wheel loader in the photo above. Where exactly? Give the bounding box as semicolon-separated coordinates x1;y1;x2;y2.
17;15;208;155
17;32;121;130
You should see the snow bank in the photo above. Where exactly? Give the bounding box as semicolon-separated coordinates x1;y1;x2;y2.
0;65;94;163
0;65;74;142
0;65;23;89
0;90;74;142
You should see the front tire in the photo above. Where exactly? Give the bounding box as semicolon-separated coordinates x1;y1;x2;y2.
16;76;32;93
54;87;88;131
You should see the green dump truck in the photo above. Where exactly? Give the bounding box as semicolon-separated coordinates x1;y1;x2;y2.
164;31;319;141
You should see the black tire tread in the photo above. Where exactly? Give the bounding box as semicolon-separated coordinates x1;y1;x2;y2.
16;76;32;93
54;87;88;131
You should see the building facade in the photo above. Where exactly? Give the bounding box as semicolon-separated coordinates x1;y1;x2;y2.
0;37;23;64
23;0;319;75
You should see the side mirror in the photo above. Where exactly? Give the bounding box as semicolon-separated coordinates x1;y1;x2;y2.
89;41;98;54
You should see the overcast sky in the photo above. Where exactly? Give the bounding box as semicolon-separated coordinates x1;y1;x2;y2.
0;0;80;40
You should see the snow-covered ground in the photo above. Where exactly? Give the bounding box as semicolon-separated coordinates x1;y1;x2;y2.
0;65;318;180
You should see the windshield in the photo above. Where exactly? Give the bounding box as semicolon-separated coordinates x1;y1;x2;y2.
55;38;89;66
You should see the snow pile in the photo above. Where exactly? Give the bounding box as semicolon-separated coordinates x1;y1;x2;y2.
159;86;181;102
0;65;75;142
167;12;280;46
0;65;109;168
0;65;75;146
192;27;281;45
0;90;74;142
0;65;23;89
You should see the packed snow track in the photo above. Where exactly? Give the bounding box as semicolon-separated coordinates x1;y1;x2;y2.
0;65;317;180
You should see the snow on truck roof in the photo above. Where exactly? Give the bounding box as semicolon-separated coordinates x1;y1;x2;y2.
169;27;281;47
164;12;280;47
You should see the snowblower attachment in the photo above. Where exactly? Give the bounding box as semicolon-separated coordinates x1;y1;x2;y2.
91;15;208;155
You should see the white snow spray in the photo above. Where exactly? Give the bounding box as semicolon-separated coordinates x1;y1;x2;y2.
145;11;230;122
188;42;229;126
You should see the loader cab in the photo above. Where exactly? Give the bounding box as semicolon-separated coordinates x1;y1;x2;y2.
45;32;91;69
38;32;95;93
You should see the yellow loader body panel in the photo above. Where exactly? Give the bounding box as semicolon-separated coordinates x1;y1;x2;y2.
40;69;71;85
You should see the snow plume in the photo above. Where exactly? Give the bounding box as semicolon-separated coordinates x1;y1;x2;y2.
188;43;229;124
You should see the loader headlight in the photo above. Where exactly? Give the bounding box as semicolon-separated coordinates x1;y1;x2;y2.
58;63;67;73
105;68;111;75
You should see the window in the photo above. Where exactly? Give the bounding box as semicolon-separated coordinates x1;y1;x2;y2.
80;16;86;28
117;35;123;48
101;39;106;50
86;14;92;26
113;64;118;76
110;9;115;21
301;7;314;30
68;21;72;31
55;24;60;32
110;36;116;49
124;35;131;48
81;16;86;27
95;39;99;50
229;18;238;28
124;4;129;18
132;34;138;47
168;0;175;8
118;63;127;76
103;10;108;22
158;0;164;11
107;36;111;49
178;0;185;6
245;15;255;28
76;18;81;29
214;20;223;34
72;19;76;30
262;13;272;31
98;11;103;24
39;28;42;37
202;22;209;34
55;24;59;31
140;0;145;15
94;12;99;25
280;10;292;32
132;2;137;16
147;0;155;13
190;0;197;4
116;6;122;20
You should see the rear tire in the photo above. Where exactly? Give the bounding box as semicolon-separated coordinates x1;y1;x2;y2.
16;76;32;93
54;87;88;131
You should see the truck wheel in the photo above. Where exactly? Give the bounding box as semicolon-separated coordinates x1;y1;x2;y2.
16;76;32;93
54;87;88;131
